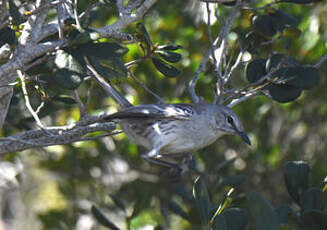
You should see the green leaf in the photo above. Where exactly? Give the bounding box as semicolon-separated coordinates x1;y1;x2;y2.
282;27;302;40
130;192;152;219
248;191;280;230
157;50;182;63
287;66;319;89
267;84;302;103
135;22;152;55
91;205;120;230
302;210;327;230
109;194;126;212
220;174;246;189
193;176;211;225
51;95;76;104
8;0;24;26
213;208;248;230
243;31;266;53
283;161;310;204
300;188;324;212
275;204;294;225
167;199;190;221
151;57;181;77
266;53;299;72
74;42;129;59
157;44;183;51
225;208;248;230
0;27;16;46
54;50;86;90
212;213;228;230
245;59;267;83
267;9;297;32
252;15;276;37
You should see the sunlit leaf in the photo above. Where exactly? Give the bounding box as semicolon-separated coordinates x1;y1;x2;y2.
54;50;86;90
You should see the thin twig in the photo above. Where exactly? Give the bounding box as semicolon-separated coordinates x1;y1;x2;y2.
25;0;62;17
57;6;64;40
125;58;145;68
73;90;87;117
314;53;327;68
223;50;244;84
206;3;223;104
18;70;45;128
85;81;94;108
73;0;82;30
35;101;45;115
189;1;241;103
227;90;261;107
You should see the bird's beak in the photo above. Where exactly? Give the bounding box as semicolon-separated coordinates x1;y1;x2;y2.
237;131;251;145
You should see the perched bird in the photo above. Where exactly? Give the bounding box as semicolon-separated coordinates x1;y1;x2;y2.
102;92;250;169
89;65;250;170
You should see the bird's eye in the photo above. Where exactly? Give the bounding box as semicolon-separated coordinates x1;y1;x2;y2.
227;116;234;125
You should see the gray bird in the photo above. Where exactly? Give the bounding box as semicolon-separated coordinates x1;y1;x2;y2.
102;95;250;169
89;65;250;169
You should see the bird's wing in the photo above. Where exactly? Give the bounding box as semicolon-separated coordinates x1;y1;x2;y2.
103;103;195;121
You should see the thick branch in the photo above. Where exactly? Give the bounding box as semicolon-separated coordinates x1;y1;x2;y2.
0;122;116;154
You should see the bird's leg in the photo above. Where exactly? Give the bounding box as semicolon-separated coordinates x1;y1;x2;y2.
141;151;180;170
141;144;182;173
165;153;202;175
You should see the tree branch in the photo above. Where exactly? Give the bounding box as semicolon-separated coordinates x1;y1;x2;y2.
0;121;116;154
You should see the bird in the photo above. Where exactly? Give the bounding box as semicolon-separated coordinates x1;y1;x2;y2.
102;96;250;170
88;64;250;170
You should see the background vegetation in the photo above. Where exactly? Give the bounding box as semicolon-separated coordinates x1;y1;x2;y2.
0;0;327;229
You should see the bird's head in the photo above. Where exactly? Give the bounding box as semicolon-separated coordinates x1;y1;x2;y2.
212;105;251;145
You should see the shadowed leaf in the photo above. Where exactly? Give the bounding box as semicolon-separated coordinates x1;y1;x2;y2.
193;176;211;225
284;161;309;204
91;205;120;230
152;57;181;77
248;192;280;230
